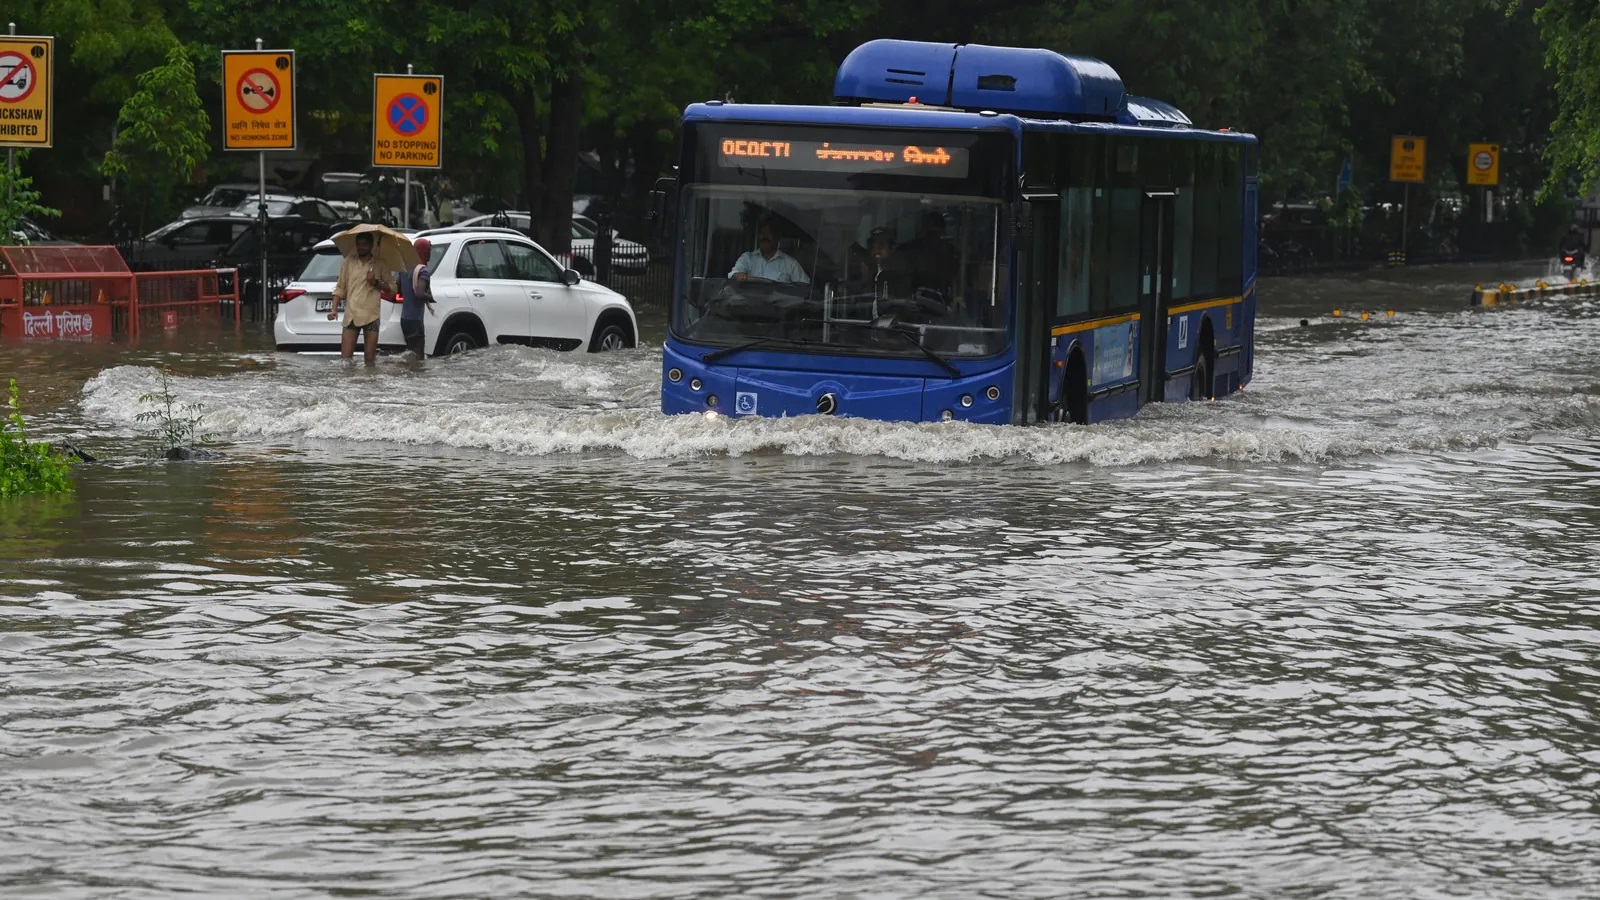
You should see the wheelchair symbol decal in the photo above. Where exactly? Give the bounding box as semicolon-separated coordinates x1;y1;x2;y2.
735;392;758;415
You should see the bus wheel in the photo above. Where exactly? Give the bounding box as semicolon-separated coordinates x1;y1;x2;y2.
1053;352;1089;425
1191;346;1214;401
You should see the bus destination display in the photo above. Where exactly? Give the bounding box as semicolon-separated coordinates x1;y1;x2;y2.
718;139;970;178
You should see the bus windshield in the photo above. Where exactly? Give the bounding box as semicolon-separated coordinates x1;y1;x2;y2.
673;185;1008;359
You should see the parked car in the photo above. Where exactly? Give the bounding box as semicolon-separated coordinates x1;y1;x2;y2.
215;216;340;303
8;216;77;246
316;172;438;229
124;215;256;270
178;183;262;219
273;226;638;356
456;212;649;275
233;193;349;228
318;172;366;220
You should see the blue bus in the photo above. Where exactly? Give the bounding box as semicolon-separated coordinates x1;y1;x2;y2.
659;39;1258;425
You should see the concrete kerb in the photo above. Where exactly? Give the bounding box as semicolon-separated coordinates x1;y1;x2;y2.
1469;280;1600;307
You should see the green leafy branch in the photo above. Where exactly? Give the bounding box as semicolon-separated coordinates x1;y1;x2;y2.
0;151;62;242
1;380;75;499
135;366;215;456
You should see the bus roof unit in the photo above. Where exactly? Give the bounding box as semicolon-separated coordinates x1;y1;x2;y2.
835;39;1191;127
1122;96;1192;128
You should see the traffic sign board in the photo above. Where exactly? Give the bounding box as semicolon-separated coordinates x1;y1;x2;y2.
222;50;296;151
1390;136;1425;183
0;36;54;148
0;53;38;103
1466;142;1500;187
236;68;280;114
389;94;427;135
373;74;442;169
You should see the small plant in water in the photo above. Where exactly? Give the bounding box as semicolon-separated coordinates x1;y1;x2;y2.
136;366;215;458
1;379;75;498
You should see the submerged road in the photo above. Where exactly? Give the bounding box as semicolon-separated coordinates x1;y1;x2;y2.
2;261;1597;898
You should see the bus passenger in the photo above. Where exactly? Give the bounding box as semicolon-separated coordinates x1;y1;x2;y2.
899;211;957;295
730;219;810;284
852;227;912;296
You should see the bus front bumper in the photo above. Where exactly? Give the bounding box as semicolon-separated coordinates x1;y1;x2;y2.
661;345;1014;424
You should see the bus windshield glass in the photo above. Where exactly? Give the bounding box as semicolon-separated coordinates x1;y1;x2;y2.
673;125;1013;360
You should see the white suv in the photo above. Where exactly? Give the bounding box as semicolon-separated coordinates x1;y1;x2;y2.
273;227;639;355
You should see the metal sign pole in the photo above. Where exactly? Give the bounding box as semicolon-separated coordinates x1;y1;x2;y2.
1401;182;1409;262
5;22;13;204
403;63;412;228
256;37;269;318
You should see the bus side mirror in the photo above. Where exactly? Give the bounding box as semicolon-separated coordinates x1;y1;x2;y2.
647;177;678;240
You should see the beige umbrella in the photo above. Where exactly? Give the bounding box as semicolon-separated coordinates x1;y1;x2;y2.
332;223;420;275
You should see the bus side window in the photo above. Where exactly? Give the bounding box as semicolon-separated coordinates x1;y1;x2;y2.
1190;144;1221;296
1057;188;1091;317
1173;144;1195;301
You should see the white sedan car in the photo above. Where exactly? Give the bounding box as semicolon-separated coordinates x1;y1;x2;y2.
273;227;639;355
455;212;649;274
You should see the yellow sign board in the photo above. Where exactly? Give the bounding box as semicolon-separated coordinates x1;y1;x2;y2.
222;50;296;151
373;74;443;169
1466;142;1500;187
1390;135;1425;183
0;36;54;148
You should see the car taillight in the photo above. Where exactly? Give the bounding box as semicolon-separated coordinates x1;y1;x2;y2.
1564;255;1576;263
277;288;306;303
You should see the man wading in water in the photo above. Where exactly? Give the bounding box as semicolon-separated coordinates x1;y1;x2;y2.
328;233;394;365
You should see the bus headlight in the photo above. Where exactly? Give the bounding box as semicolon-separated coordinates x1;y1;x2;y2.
986;386;1001;401
689;377;703;391
940;409;954;421
706;394;719;408
668;368;683;383
960;394;973;408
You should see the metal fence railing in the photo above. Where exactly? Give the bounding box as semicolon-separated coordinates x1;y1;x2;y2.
0;245;239;342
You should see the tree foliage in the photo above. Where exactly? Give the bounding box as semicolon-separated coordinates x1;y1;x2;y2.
0;152;61;240
1525;0;1600;198
6;0;1580;245
100;45;212;236
1;380;75;499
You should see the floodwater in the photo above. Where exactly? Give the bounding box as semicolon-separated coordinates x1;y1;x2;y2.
3;263;1599;898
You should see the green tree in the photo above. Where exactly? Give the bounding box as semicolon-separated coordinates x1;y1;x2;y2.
8;0;181;235
99;44;212;238
0;380;75;499
1523;0;1600;199
0;152;62;240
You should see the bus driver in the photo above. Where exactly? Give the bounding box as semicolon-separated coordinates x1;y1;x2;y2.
729;218;810;284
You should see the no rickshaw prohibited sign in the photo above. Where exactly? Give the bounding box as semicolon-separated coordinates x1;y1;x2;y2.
0;36;54;148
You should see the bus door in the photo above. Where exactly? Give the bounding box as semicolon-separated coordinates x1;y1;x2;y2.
1138;191;1177;404
1015;194;1060;424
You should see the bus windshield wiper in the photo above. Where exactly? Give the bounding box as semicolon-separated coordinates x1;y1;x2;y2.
881;326;960;378
825;319;960;378
702;335;811;363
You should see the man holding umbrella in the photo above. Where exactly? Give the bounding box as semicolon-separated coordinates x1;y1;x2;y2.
327;224;419;365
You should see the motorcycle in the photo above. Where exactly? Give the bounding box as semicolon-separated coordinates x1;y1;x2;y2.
1561;250;1585;280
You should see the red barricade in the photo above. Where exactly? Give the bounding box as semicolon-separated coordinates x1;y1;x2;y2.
0;245;240;341
132;268;240;337
0;246;128;341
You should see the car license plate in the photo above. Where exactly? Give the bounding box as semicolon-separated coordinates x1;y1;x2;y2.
315;298;331;312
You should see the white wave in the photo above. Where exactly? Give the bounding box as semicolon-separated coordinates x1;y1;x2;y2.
77;312;1600;466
